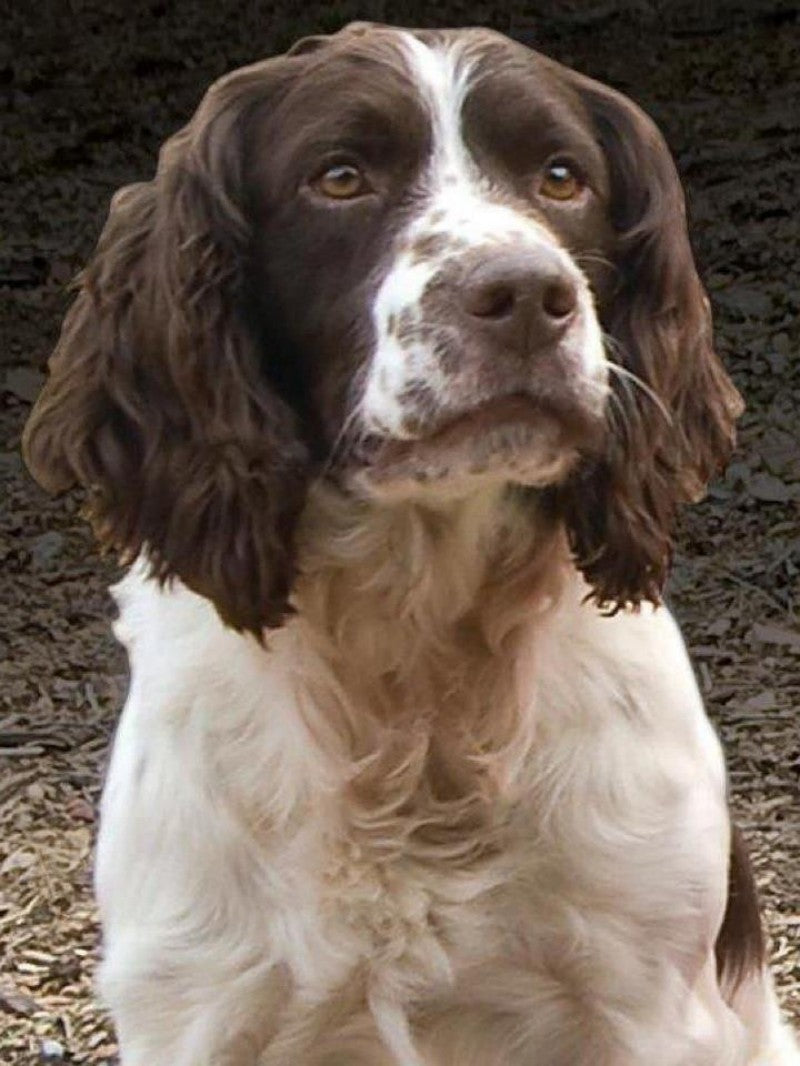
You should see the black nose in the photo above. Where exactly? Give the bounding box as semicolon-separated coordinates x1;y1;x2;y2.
461;249;579;351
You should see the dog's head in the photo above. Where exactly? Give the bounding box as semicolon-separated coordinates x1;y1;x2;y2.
23;24;741;634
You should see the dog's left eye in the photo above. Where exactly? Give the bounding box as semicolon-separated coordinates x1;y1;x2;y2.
313;163;371;200
538;161;584;201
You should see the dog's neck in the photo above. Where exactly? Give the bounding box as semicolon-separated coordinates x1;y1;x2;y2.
280;483;561;852
287;484;568;804
294;482;565;665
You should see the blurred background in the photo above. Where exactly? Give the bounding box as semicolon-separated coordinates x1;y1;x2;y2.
1;1;798;1061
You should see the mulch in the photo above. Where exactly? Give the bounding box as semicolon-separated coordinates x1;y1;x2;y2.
1;2;798;1062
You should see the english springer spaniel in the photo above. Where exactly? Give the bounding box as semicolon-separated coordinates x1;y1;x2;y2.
23;22;798;1066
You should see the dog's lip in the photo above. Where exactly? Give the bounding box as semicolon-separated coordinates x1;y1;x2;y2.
388;394;544;455
362;391;603;469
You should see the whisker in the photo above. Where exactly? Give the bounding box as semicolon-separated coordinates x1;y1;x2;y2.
600;332;627;362
604;361;673;427
321;402;364;479
600;334;673;428
605;387;630;437
319;357;375;479
575;249;616;273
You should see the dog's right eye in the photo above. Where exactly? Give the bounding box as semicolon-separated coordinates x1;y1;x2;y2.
538;159;585;202
312;163;371;200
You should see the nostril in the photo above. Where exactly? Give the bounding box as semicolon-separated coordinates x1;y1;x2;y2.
466;283;516;320
542;279;578;320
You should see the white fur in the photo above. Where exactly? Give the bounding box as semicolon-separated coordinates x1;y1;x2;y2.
95;487;798;1065
361;36;606;439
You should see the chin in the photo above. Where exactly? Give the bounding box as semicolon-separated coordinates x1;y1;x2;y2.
347;393;605;503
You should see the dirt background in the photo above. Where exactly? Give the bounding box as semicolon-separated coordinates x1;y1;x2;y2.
1;0;799;1062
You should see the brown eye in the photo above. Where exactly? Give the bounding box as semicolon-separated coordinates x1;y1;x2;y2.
314;163;369;200
539;161;583;201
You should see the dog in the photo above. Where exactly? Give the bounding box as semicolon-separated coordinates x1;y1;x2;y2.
23;21;798;1066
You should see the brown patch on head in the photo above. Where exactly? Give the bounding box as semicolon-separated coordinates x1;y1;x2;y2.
245;24;438;450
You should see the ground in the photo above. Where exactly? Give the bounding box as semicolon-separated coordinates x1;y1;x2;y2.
1;1;798;1062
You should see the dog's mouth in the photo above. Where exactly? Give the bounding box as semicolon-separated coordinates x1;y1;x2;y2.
346;391;605;496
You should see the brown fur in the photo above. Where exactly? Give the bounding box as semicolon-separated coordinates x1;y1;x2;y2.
22;58;313;634
716;825;767;996
23;24;741;635
550;70;743;609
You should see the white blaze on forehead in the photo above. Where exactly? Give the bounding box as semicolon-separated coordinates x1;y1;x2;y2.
361;33;606;438
398;32;557;250
399;31;474;183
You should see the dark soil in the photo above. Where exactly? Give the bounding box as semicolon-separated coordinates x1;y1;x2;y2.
1;2;798;1062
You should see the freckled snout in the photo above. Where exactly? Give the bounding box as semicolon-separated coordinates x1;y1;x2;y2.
364;225;606;450
460;248;581;356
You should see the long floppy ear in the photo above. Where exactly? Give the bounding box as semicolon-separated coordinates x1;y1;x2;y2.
554;72;743;608
22;59;311;635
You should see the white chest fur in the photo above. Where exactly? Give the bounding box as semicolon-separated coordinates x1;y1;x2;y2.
95;515;740;1065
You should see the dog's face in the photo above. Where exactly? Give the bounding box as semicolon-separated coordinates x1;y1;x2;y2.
23;24;742;633
249;27;614;497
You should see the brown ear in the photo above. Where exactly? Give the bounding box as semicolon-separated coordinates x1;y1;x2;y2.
22;60;311;635
554;73;743;608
